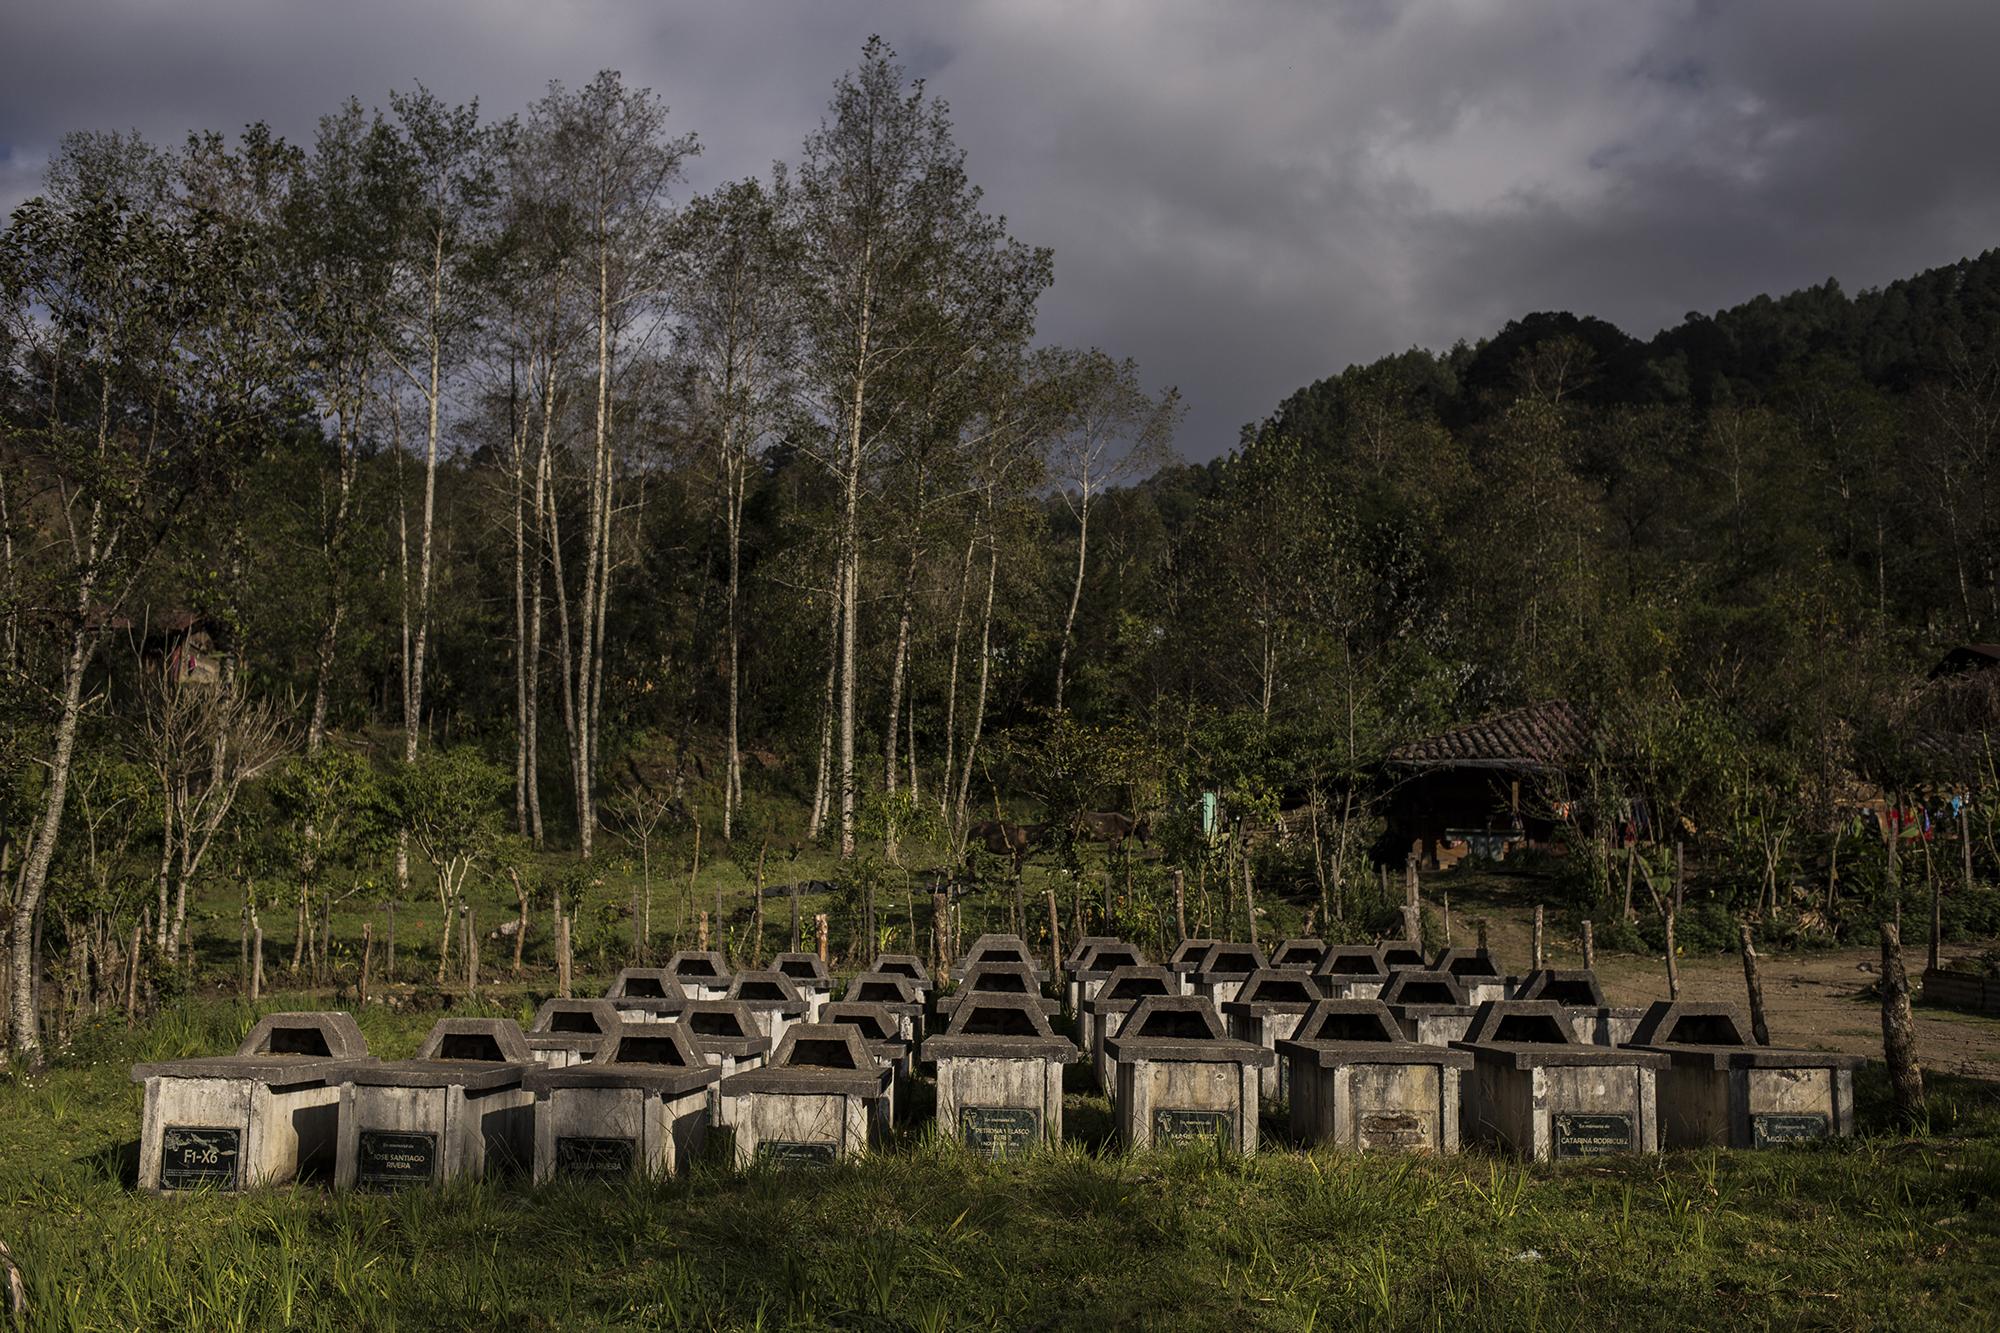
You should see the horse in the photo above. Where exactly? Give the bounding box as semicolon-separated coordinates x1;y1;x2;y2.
966;820;1046;874
1075;811;1150;848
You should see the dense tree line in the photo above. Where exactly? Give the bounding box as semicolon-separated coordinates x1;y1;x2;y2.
2;41;1996;1060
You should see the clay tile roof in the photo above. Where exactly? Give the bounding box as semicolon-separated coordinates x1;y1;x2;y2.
1386;699;1589;771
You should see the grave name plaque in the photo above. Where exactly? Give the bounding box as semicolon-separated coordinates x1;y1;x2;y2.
758;1140;836;1168
1551;1112;1634;1158
960;1105;1041;1158
554;1135;636;1177
1153;1108;1232;1145
356;1129;437;1189
159;1127;241;1190
1751;1112;1830;1146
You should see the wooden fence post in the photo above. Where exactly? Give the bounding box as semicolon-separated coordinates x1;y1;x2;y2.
1532;904;1545;970
1663;911;1681;1000
1173;868;1187;941
1046;889;1063;978
359;922;373;1008
1581;919;1595;971
1737;923;1769;1044
815;913;829;965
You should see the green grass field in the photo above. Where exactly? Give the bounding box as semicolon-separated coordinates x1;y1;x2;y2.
4;990;1999;1331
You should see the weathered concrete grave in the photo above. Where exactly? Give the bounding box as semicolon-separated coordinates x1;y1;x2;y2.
770;951;834;1019
1513;969;1644;1046
952;933;1044;983
1312;945;1391;1000
925;993;1079;1157
725;969;812;1050
1065;939;1148;1015
601;968;688;1023
1221;968;1326;1102
868;952;935;996
1451;1000;1667;1161
1103;995;1273;1154
676;999;773;1133
335;1018;536;1190
1078;964;1179;1095
935;962;1059;1028
1625;1001;1861;1149
1430;948;1512;1005
1063;935;1124;975
842;971;928;1044
133;1011;371;1193
1377;940;1427;972
1380;970;1479;1045
817;1000;916;1114
525;1022;719;1182
526;998;622;1068
1167;938;1221;996
1269;938;1327;972
665;950;735;1001
1187;943;1270;1009
1277;999;1473;1153
716;1024;894;1167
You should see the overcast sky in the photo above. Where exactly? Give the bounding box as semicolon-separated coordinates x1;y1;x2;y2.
4;0;1996;460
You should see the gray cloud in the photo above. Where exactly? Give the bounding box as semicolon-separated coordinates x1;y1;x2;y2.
4;0;1996;458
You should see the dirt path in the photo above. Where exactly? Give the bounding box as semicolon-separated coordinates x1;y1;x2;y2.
1419;871;2000;1082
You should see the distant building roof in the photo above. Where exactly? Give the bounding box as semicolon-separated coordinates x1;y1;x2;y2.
1386;700;1590;772
1930;645;2000;680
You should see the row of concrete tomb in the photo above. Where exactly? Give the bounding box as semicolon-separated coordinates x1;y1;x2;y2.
132;933;1859;1192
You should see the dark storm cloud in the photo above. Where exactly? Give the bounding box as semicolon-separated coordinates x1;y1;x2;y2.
4;0;1996;459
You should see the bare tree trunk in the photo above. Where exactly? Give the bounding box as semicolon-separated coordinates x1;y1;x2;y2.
1053;484;1089;712
940;528;975;819
723;432;745;841
307;406;360;756
1879;920;1924;1120
953;534;1001;837
808;543;842;841
8;609;99;1061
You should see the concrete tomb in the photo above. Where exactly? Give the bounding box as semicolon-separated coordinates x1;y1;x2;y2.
1269;938;1327;971
1103;995;1274;1154
1513;969;1645;1047
335;1018;536;1189
1312;945;1391;1000
817;1000;916;1113
842;971;928;1044
1430;948;1511;1005
133;1011;371;1193
1186;943;1270;1009
952;933;1044;982
1451;1000;1667;1161
665;950;735;1001
1379;970;1479;1045
602;968;689;1022
1064;939;1148;1015
524;1022;718;1182
924;993;1079;1157
1277;999;1473;1154
1625;1001;1860;1149
868;953;936;995
1221;969;1326;1101
1167;938;1221;995
725;969;813;1050
1078;964;1180;1095
935;962;1059;1027
526;998;623;1068
770;952;833;1019
715;1024;894;1167
675;999;773;1130
1377;940;1427;972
